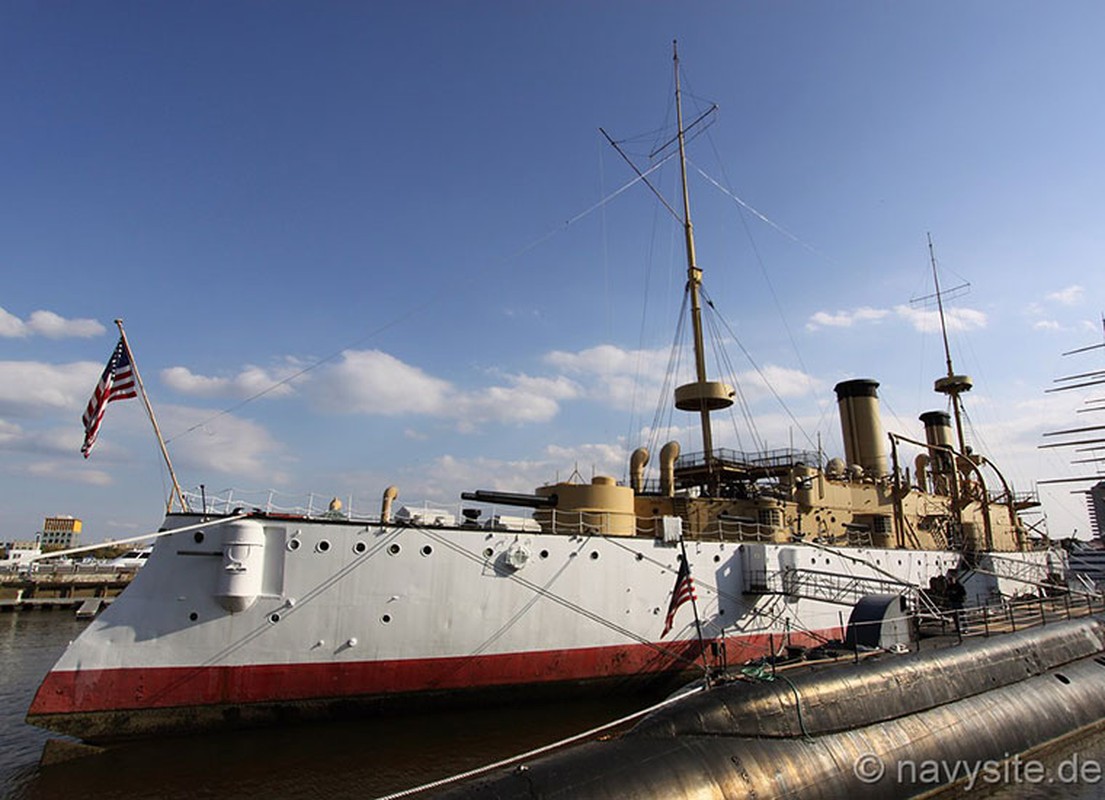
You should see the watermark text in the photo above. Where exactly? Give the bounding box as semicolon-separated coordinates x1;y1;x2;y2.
852;752;1102;791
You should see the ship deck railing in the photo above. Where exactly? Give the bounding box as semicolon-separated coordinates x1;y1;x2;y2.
176;488;884;544
919;591;1105;641
675;447;823;473
986;487;1041;508
0;561;138;576
747;566;919;607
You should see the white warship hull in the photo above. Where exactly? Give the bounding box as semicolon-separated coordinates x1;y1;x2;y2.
27;510;1051;741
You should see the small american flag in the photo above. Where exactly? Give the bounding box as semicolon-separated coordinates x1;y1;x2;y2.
81;337;137;458
661;557;696;638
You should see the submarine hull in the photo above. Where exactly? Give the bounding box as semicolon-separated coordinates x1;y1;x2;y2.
438;617;1105;798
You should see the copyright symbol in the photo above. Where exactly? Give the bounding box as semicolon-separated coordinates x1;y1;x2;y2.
854;753;885;784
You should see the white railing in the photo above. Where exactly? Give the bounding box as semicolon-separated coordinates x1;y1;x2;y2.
172;490;881;545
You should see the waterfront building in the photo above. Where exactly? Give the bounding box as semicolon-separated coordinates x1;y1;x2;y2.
39;516;82;549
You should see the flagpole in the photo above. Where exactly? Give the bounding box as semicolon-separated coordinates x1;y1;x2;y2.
114;319;188;514
678;536;712;682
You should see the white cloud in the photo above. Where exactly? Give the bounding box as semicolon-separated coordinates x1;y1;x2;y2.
313;350;453;415
27;311;105;339
162;349;581;432
395;454;558;502
0;419;24;448
0;308;25;337
737;364;821;400
449;375;580;430
159;405;287;480
1033;320;1061;331
0;307;105;339
805;306;890;330
0;360;103;417
892;304;987;334
25;461;113;486
311;350;580;429
1046;285;1084;306
160;340;815;444
161;363;299;399
545;343;819;412
0;421;88;457
805;304;987;334
544;442;627;478
546;344;665;376
393;443;631;503
545;344;672;407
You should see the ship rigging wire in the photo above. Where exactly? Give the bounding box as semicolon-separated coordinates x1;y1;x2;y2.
162;150;679;447
417;527;711;671
701;287;819;453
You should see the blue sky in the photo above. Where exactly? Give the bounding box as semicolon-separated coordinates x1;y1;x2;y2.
2;3;1103;543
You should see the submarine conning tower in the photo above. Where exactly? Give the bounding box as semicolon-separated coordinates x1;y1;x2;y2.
834;379;888;478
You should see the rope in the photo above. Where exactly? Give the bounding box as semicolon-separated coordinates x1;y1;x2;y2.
23;513;250;562
738;663;813;742
372;683;707;800
778;673;815;742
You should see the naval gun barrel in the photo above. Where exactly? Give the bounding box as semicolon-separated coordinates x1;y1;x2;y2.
460;490;559;509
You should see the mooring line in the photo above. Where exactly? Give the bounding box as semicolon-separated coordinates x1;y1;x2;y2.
372;683;707;800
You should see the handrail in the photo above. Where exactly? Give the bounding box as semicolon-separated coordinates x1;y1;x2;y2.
922;590;1105;641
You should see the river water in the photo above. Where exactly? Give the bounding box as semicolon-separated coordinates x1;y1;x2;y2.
4;611;1105;799
0;611;654;799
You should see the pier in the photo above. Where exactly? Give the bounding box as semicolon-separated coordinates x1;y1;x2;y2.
0;564;135;614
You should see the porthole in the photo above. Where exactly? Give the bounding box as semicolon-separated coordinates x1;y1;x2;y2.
287;538;301;552
189;611;198;622
382;614;392;624
1056;673;1071;685
635;553;643;561
194;531;205;544
1094;657;1105;667
540;550;550;559
269;612;281;624
421;545;433;557
483;547;494;558
316;540;331;553
353;541;367;554
590;551;600;560
388;543;401;556
714;555;721;563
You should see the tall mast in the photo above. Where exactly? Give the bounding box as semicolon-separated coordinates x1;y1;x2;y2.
670;41;734;489
928;234;972;454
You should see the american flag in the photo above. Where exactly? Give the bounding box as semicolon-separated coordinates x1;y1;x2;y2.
81;337;137;458
661;557;696;638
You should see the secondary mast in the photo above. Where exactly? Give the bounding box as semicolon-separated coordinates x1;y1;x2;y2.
928;234;973;455
670;41;734;491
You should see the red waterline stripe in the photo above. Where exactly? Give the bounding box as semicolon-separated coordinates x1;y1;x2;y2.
29;629;838;716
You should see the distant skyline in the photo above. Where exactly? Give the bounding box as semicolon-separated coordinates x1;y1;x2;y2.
2;3;1104;543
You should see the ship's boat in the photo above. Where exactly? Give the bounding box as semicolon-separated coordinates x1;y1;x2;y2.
27;48;1063;743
